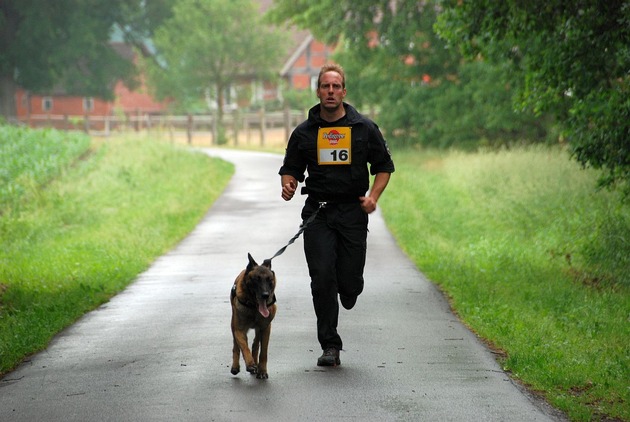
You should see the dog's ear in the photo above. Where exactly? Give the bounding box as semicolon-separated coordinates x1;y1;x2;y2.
262;259;272;269
247;253;257;271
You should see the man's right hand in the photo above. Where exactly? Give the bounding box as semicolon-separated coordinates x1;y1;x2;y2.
281;179;296;201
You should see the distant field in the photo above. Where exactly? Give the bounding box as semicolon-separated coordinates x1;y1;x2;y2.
154;127;289;149
0;126;91;208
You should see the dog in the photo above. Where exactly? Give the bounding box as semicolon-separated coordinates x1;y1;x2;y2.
230;253;277;379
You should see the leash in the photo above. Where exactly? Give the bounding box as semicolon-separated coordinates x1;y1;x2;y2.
267;202;326;261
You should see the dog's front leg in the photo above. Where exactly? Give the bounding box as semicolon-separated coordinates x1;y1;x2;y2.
256;324;272;379
234;329;257;374
231;333;241;375
230;315;244;375
252;330;261;366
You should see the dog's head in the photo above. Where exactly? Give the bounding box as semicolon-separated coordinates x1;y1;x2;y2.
245;253;276;317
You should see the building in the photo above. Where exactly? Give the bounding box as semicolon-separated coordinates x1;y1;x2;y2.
15;42;169;130
15;2;335;129
280;32;335;91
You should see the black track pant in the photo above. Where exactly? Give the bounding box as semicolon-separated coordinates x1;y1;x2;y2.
302;199;368;351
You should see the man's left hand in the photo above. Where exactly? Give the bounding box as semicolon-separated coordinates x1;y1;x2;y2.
359;196;377;214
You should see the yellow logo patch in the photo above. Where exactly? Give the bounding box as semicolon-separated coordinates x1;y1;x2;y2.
317;127;352;165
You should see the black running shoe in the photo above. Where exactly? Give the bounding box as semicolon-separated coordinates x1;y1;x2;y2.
340;294;357;310
317;347;341;366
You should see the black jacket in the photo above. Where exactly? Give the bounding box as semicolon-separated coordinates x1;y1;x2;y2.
279;103;395;201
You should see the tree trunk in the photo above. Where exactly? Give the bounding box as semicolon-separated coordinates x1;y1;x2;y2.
0;74;17;122
215;82;225;144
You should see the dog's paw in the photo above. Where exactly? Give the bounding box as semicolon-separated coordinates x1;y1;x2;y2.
246;364;258;374
256;372;269;379
230;366;240;375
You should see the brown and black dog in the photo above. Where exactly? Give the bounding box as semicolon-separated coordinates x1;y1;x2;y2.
230;253;277;379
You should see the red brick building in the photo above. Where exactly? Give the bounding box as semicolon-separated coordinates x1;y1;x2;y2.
15;42;169;130
15;1;335;129
280;32;335;91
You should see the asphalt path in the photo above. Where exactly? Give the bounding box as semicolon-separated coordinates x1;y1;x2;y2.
0;148;566;421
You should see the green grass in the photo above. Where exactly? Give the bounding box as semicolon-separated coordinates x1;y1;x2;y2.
0;129;233;374
0;126;91;208
1;127;628;420
380;145;629;421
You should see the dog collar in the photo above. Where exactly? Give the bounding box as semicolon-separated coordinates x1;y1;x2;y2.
237;295;276;310
232;285;276;309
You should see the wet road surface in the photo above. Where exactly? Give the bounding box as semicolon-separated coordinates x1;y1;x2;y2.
0;149;565;421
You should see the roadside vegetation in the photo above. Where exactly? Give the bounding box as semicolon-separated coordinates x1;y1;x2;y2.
0;127;233;374
380;145;629;421
1;125;628;421
2;1;627;421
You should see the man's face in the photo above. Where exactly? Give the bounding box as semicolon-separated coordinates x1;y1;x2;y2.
317;71;346;112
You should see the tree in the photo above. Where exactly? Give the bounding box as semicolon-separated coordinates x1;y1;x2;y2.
0;0;173;120
267;0;548;147
435;0;630;193
146;0;288;138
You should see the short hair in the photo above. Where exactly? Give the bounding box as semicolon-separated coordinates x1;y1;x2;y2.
318;64;345;88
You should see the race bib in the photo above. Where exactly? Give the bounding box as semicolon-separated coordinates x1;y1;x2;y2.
317;127;352;165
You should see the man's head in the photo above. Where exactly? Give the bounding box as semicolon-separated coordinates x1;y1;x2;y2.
317;64;346;89
316;64;347;115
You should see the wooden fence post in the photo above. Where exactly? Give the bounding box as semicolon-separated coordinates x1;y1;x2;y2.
187;114;193;144
211;113;217;145
259;108;266;146
246;116;251;145
134;108;140;131
283;103;291;144
233;109;240;146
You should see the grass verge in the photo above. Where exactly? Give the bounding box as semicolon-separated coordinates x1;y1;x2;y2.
380;145;629;421
0;133;233;374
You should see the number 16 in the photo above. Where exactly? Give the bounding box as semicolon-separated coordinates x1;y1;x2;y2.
331;149;349;161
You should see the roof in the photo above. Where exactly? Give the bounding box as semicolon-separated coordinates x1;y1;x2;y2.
280;33;314;76
256;0;320;77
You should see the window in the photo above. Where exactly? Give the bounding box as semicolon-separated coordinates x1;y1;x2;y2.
42;97;53;112
83;97;94;112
